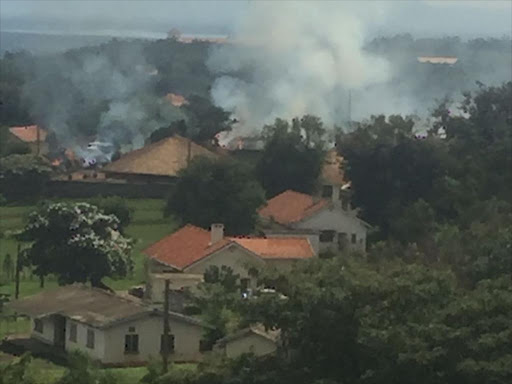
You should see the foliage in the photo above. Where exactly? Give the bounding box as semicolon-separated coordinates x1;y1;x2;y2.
90;196;134;231
256;116;325;198
165;157;265;235
0;353;36;384
0;127;31;157
0;154;52;201
57;351;118;384
20;202;133;286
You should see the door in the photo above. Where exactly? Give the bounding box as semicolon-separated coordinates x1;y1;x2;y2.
53;315;66;349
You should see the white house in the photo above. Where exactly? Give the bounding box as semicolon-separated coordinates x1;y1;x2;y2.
214;324;280;358
143;224;315;303
9;284;210;365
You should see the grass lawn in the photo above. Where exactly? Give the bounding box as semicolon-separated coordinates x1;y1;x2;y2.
0;198;177;297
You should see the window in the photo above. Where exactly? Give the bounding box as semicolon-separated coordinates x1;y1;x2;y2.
351;234;357;244
125;334;139;354
322;185;333;198
160;334;175;353
319;230;335;243
338;232;347;250
86;329;95;349
69;323;77;342
199;339;213;352
128;326;136;333
34;319;43;333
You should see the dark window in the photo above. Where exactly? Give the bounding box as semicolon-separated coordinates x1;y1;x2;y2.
160;334;175;353
338;233;347;250
199;339;213;352
319;230;335;243
322;185;333;198
128;326;136;333
69;323;77;342
351;234;357;244
34;319;43;333
125;334;139;354
86;329;95;349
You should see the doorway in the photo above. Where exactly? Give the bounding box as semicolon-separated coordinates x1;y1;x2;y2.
53;315;66;349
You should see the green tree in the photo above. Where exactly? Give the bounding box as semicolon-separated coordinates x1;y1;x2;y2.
90;196;133;232
20;202;132;287
57;351;119;384
257;116;325;198
2;253;14;281
0;154;52;202
165;157;265;235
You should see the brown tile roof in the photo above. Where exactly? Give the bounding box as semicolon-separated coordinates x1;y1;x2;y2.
8;284;204;329
9;125;47;143
232;237;314;260
258;190;328;225
165;93;188;107
103;135;218;177
144;224;314;270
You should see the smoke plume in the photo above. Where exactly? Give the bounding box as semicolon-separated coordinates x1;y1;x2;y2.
207;2;391;130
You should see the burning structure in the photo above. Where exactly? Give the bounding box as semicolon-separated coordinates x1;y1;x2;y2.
8;125;48;155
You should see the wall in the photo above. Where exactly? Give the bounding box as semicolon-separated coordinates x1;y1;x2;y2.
223;334;277;359
45;180;172;198
264;258;301;272
102;314;205;364
65;319;106;361
31;316;54;345
185;244;265;279
297;206;367;252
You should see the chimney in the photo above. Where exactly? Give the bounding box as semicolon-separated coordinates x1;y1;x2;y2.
210;223;224;244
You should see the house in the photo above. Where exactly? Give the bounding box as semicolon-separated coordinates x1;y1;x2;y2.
214;324;280;358
8;284;210;365
8;125;49;155
143;224;315;302
102;135;219;184
259;189;369;252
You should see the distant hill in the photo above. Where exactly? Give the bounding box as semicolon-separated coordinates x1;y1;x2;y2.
0;31;116;56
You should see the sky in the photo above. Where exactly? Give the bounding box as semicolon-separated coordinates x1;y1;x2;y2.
1;0;511;39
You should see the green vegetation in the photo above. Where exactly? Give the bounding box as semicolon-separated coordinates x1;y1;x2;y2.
165;157;265;235
256;115;325;198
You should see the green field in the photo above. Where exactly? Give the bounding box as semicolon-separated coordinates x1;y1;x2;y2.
0;198;178;301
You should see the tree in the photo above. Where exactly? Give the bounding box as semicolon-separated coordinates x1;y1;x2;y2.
20;202;132;287
256;116;325;198
0;154;52;201
90;196;133;232
57;351;119;384
2;253;14;281
165;157;265;235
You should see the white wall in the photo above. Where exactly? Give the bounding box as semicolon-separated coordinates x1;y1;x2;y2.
185;244;265;279
65;319;105;361
297;206;367;251
31;317;54;345
102;314;205;364
223;334;277;358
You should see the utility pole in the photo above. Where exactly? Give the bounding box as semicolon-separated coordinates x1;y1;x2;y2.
161;279;170;374
15;244;21;299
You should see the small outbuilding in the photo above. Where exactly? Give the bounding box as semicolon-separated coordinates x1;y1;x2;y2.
214;325;280;358
9;284;209;365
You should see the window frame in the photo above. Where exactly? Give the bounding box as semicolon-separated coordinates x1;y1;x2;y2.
319;230;336;243
34;318;43;333
160;334;175;354
86;329;95;349
124;334;140;354
69;323;77;342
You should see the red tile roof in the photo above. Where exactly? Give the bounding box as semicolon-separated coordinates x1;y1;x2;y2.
258;190;328;225
143;224;314;270
9;125;47;143
143;225;230;270
232;237;314;259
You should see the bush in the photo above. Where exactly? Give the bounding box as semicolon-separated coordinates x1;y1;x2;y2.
90;196;133;231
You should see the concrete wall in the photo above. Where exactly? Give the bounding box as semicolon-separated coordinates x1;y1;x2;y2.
222;334;277;358
102;314;205;364
185;244;265;279
31;317;54;345
65;320;105;361
297;207;367;252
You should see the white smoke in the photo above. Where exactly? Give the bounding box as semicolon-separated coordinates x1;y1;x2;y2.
207;2;391;131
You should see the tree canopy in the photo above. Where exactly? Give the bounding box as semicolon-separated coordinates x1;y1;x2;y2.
20;202;132;287
256;115;325;198
165;157;266;235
